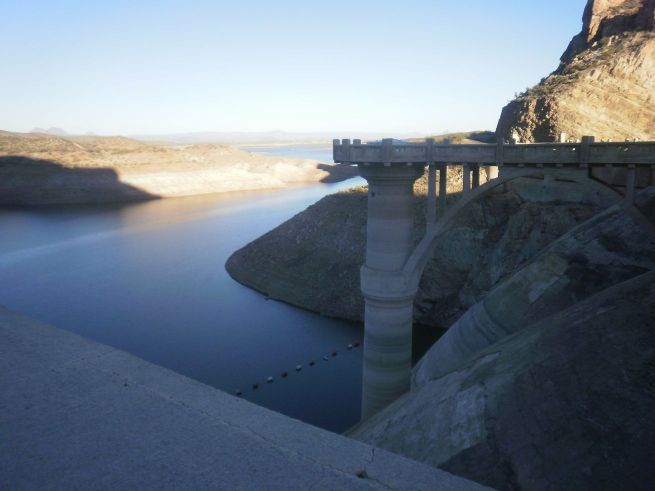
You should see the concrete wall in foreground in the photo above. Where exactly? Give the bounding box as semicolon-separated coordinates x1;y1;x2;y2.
0;306;489;490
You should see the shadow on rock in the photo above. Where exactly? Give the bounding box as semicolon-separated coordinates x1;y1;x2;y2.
317;162;359;183
0;156;159;206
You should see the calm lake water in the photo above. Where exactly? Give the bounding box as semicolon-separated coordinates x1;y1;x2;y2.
0;145;367;433
242;143;333;162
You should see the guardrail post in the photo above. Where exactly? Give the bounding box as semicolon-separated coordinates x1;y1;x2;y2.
382;138;393;165
332;139;340;162
580;135;594;169
342;139;351;163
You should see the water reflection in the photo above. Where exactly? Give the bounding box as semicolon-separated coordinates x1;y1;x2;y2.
0;176;365;432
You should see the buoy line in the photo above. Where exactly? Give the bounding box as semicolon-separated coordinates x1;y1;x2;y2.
234;339;362;397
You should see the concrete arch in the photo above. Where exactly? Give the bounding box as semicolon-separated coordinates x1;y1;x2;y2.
403;167;624;292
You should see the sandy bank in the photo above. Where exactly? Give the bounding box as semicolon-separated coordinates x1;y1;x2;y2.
0;131;356;205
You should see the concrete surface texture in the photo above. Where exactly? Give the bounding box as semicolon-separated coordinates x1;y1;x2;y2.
358;163;425;419
0;306;490;490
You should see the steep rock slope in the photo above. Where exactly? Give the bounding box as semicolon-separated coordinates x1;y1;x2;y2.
227;174;610;327
350;188;655;490
497;0;655;142
351;270;655;490
413;197;655;386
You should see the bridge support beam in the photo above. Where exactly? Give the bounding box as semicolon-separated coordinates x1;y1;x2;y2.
438;164;447;217
358;162;424;419
462;164;470;196
626;165;636;204
472;164;480;189
427;163;437;230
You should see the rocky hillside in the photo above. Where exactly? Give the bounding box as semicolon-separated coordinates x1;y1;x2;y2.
350;188;655;490
351;268;655;490
413;193;655;387
226;172;612;329
497;0;655;142
0;131;355;205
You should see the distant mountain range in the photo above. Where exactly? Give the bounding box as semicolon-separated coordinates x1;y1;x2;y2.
130;131;422;145
23;129;425;145
31;127;70;137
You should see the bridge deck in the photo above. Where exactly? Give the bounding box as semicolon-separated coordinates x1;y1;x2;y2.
333;138;655;167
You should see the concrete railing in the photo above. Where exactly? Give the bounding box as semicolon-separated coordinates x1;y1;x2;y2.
333;137;655;167
334;136;655;420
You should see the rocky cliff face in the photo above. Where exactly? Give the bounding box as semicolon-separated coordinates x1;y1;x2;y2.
562;0;654;62
413;198;655;387
497;0;655;143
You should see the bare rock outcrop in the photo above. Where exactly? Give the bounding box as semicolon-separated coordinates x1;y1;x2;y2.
413;197;655;387
562;0;654;62
226;174;608;329
349;188;655;490
351;270;655;490
497;0;655;143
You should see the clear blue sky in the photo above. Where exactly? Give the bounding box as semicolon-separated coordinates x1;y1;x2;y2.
1;0;587;136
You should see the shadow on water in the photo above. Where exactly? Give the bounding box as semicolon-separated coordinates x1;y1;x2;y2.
0;156;159;207
317;162;359;183
0;164;367;432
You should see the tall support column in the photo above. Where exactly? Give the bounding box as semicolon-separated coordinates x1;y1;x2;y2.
472;164;480;189
626;164;636;204
462;163;470;196
427;163;437;230
438;164;447;217
358;162;424;419
494;138;504;182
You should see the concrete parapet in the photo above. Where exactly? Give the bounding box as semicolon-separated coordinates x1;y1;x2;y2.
334;138;655;167
0;306;490;490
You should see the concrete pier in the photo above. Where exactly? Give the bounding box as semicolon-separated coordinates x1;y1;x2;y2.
462;164;471;195
439;165;447;217
472;165;480;188
427;163;437;230
358;147;424;419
